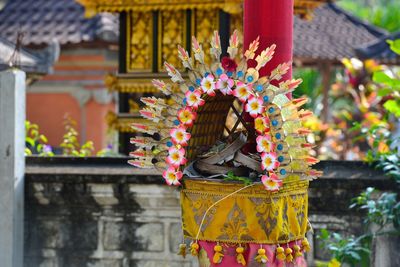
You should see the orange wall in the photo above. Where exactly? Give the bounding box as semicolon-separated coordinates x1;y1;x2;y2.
26;48;118;154
27;93;81;148
27;93;115;153
85;99;115;151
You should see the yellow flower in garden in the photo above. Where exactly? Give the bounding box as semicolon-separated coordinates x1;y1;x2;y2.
364;59;382;73
378;141;389;153
328;258;341;267
303;115;327;132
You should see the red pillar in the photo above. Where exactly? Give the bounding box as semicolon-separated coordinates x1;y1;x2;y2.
244;0;294;80
242;0;294;154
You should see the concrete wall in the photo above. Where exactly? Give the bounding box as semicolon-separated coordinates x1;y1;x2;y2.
24;158;397;267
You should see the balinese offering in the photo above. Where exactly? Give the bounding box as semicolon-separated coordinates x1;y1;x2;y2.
129;30;322;266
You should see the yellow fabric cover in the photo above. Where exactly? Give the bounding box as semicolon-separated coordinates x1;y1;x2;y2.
181;178;309;244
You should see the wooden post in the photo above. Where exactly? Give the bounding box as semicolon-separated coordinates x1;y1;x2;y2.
0;69;26;267
242;0;294;154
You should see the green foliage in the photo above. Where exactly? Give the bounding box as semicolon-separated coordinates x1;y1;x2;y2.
25;120;54;156
375;154;400;182
350;187;400;231
96;145;122;157
60;115;94;157
317;229;370;267
387;40;400;55
223;171;253;185
361;41;400;182
293;68;322;110
319;186;400;266
338;1;400;32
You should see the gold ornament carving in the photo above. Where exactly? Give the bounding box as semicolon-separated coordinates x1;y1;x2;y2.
159;10;186;70
194;9;219;65
127;11;153;71
76;0;243;17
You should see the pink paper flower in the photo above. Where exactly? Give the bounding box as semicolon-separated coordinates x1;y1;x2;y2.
256;135;275;153
254;116;270;134
233;82;253;102
245;96;264;118
177;108;197;126
201;74;216;96
170;127;191;146
162;166;183;186
261;173;282;191
261;152;280;171
166;147;187;168
185;89;205;109
216;74;234;95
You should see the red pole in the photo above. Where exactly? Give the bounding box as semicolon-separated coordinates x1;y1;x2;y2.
244;0;293;80
242;0;294;154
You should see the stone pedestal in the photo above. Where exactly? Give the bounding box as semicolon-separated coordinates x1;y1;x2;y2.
0;69;26;267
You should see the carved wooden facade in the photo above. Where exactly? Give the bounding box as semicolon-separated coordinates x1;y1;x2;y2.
77;0;329;154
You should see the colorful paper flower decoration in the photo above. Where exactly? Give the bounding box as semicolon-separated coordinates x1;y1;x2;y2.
162;166;183;186
130;30;321;192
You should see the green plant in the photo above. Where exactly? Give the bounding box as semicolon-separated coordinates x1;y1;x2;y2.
358;40;400;183
96;144;122;157
318;229;370;267
319;187;400;266
25;120;54;156
60;115;94;157
223;171;253;185
350;187;400;233
338;1;400;32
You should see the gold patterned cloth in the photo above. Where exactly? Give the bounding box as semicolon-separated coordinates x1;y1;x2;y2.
181;179;309;244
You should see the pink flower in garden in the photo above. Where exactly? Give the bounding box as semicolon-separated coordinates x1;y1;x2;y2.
170;127;191;146
177;108;197;126
162;166;183;186
245;95;264;118
216;74;234;95
185;89;205;109
221;56;237;72
261;173;282;191
261;152;280;171
200;74;216;96
166;147;187;168
254;116;270;134
256;135;275;153
233;82;253;102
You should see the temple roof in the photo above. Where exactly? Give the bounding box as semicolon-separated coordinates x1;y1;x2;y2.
0;0;118;46
0;0;388;64
0;36;58;75
355;31;400;64
294;3;388;64
76;0;328;18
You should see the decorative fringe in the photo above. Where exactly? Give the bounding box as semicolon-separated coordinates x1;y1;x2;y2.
177;243;187;258
276;246;286;261
236;246;246;266
293;244;302;259
190;242;199;256
213;244;224;264
302;238;311;252
285;247;293;263
255;248;268;263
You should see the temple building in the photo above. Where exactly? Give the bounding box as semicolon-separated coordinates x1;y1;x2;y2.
0;0;119;152
78;0;387;154
0;0;387;154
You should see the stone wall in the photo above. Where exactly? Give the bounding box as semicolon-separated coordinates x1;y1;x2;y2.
25;157;396;267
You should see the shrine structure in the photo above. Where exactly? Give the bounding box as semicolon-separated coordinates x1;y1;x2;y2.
77;0;329;154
